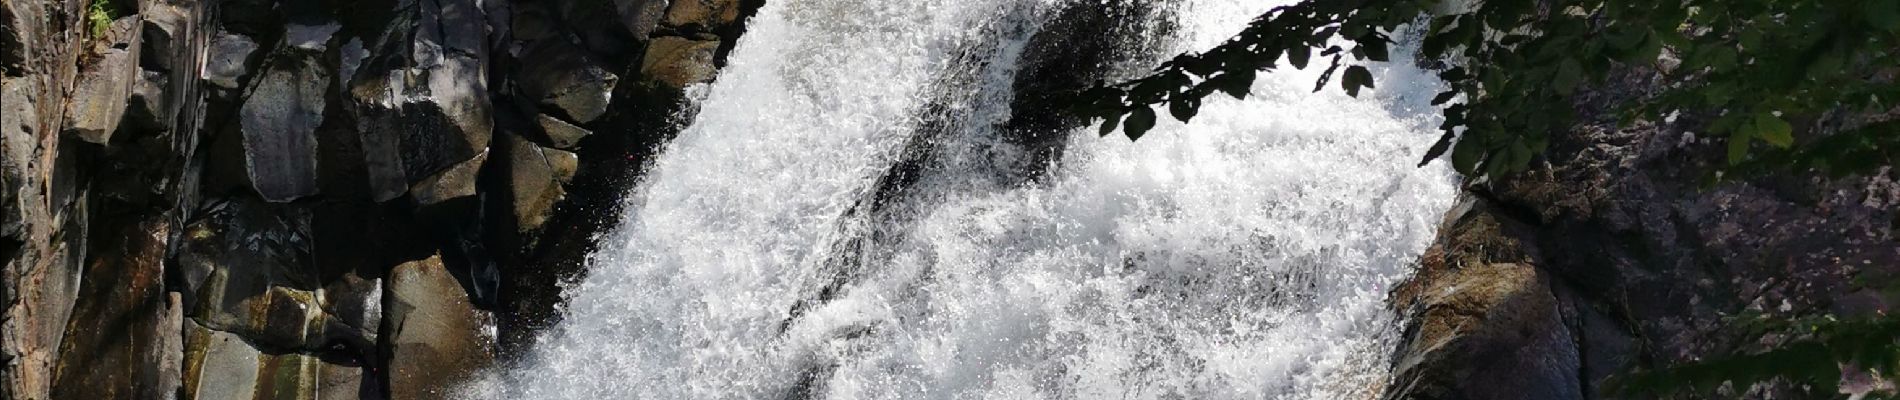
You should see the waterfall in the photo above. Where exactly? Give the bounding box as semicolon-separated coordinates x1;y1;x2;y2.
471;0;1457;398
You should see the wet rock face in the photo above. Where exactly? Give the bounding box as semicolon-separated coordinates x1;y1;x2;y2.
1385;197;1584;400
384;255;495;400
64;16;144;145
1390;63;1900;398
516;37;619;124
48;218;177;400
238;43;328;202
0;0;762;397
347;0;496;202
640;36;720;89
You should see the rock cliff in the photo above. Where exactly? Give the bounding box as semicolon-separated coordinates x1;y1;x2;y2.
0;0;759;397
1385;64;1900;399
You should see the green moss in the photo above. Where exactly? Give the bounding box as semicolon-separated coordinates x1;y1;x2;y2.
86;0;114;37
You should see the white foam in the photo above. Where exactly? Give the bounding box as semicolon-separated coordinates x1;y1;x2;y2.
472;0;1458;398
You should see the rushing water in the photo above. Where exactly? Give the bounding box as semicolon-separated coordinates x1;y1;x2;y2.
473;0;1457;398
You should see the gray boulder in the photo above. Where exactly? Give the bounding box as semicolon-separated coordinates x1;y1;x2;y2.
662;0;745;32
503;133;575;235
237;48;328;202
126;69;169;132
348;0;493;202
181;320;264;400
534;113;592;150
383;255;495;400
204;30;259;90
174;199;378;352
1384;196;1584;400
640;36;721;89
517;37;619;124
410;151;488;208
63;15;144;145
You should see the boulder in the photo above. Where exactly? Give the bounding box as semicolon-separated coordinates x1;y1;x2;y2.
640;36;720;89
517;37;620;124
503;133;573;234
284;22;340;52
533;113;592;150
180;318;368;400
553;0;666;59
254;351;322;399
63;15;144;145
662;0;744;33
238;48;328;202
204;30;260;90
174;199;378;353
1384;197;1583;400
318;360;369;400
126;69;170;132
410;151;488;208
182;320;264;400
383;255;494;400
349;0;493;201
138;0;190;70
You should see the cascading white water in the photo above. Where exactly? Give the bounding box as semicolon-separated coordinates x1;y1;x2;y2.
472;0;1457;398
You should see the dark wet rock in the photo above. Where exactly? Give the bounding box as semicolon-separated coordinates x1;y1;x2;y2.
383;255;494;400
1;0;770;395
127;69;171;132
63;16;144;145
139;0;191;70
0;2;94;397
553;0;667;60
174;199;381;353
533;113;592;150
238;47;328;202
205;30;261;90
284;22;340;52
661;0;744;33
318;359;369;400
182;320;265;400
640;36;720;89
348;0;494;201
501;132;572;236
48;217;176;400
1384;196;1583;400
410;151;488;209
517;37;619;124
1391;61;1900;398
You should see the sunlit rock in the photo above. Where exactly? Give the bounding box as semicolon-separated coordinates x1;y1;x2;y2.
639;36;719;89
383;255;495;400
63;16;143;145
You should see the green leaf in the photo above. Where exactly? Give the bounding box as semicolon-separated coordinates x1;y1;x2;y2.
1868;0;1900;31
1124;106;1157;141
1359;36;1390;62
1755;113;1794;148
1287;45;1311;69
1451;133;1485;175
1431;90;1458;106
1342;66;1374;97
1213;69;1254;100
1419;131;1456;167
1098;113;1120;137
1553;58;1583;95
1169;97;1200;123
1729;128;1753;165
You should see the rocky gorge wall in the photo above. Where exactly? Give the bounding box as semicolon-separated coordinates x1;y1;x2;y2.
0;0;758;398
1383;60;1900;398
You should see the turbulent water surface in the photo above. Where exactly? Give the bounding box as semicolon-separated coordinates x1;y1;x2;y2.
473;0;1457;398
